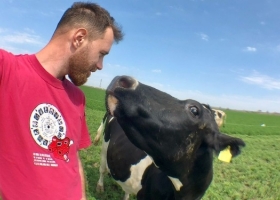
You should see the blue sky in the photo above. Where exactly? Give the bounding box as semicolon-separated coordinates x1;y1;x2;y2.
1;0;280;112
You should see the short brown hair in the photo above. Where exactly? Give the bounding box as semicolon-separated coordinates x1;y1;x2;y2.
54;2;123;43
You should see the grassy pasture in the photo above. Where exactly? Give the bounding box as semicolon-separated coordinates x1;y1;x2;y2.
219;110;280;136
79;85;280;200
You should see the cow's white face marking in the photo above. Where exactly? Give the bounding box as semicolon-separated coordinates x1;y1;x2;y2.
116;155;153;194
107;95;118;115
168;176;183;191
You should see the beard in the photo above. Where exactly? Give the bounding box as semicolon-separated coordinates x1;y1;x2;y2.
68;47;95;86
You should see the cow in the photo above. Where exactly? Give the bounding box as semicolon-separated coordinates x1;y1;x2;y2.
95;75;245;200
212;109;226;128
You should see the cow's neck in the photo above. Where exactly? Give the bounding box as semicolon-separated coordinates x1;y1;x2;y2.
167;146;214;200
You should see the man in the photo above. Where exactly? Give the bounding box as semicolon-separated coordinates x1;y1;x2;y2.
0;2;123;200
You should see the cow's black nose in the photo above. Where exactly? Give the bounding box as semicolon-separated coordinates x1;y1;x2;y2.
107;76;137;93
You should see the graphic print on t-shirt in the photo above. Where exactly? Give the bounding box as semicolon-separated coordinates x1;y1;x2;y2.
48;136;73;162
30;103;73;164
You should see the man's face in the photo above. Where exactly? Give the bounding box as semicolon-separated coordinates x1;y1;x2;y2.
68;27;114;86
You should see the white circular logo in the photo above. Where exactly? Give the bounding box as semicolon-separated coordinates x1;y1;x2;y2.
30;103;67;149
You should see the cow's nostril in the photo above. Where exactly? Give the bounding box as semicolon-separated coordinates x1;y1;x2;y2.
119;76;135;88
107;76;138;93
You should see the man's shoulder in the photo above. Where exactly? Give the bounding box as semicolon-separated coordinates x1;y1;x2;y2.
0;49;30;62
0;49;11;54
0;49;15;59
0;49;32;77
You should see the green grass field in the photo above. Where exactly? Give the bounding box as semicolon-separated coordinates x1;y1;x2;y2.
79;85;280;200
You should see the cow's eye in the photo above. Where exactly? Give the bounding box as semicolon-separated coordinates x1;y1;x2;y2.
189;106;199;117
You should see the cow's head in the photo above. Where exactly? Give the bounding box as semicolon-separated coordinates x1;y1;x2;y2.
106;76;245;177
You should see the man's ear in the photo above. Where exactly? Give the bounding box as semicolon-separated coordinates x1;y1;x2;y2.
72;28;88;49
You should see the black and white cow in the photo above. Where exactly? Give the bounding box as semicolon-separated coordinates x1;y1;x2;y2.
95;75;245;200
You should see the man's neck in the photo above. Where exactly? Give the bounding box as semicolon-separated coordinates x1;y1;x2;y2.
35;39;70;80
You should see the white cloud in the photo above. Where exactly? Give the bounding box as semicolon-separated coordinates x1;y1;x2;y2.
3;32;43;45
244;46;257;52
0;27;44;53
107;63;129;70
200;33;209;41
152;69;161;73
168;6;185;12
0;28;43;54
0;44;31;54
24;28;36;34
164;88;280;112
146;82;164;89
241;71;280;90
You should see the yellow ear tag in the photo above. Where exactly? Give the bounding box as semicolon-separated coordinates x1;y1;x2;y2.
218;146;232;163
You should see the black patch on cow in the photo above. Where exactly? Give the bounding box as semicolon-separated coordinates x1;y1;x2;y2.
106;117;148;182
137;164;174;200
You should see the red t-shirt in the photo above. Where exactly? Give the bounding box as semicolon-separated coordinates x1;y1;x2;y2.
0;49;92;200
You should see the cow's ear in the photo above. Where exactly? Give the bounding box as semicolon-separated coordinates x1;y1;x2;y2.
211;133;245;157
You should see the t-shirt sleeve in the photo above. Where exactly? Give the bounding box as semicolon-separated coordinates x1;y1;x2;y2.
0;49;15;85
78;95;92;150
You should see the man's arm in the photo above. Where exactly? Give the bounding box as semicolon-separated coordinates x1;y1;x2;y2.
78;153;87;200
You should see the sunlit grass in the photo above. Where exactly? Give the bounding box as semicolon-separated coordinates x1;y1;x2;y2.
220;109;280;136
205;135;280;200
